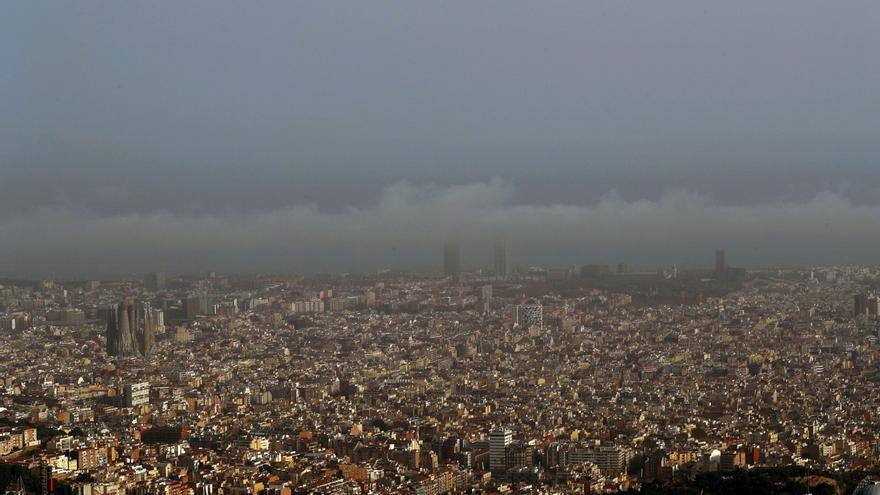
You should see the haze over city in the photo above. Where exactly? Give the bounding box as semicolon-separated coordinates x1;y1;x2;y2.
6;3;880;495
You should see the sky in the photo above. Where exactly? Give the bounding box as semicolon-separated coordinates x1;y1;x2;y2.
2;1;880;277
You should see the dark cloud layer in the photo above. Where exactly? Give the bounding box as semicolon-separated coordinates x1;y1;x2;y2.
2;180;879;278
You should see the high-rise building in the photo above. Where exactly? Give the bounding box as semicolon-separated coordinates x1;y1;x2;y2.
715;250;727;273
855;293;869;318
489;428;512;475
184;295;207;320
152;309;165;333
124;382;151;407
443;242;460;282
493;238;509;280
106;300;156;357
144;271;166;291
480;285;494;314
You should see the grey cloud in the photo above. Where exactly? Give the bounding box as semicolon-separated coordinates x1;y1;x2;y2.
1;180;877;278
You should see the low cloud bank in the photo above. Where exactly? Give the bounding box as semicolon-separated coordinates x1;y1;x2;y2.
1;179;877;277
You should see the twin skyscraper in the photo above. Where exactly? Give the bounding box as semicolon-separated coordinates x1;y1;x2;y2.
443;237;509;282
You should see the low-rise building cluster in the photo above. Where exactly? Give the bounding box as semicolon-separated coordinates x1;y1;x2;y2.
2;266;880;493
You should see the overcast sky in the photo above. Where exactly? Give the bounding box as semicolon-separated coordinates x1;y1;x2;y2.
2;1;880;277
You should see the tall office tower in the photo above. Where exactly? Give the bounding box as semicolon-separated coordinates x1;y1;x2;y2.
184;295;207;320
443;242;461;282
715;250;727;273
152;309;165;332
489;428;513;476
515;304;543;328
144;271;166;291
493;237;509;280
854;293;869;318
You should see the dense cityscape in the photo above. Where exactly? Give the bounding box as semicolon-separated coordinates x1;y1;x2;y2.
3;245;880;494
6;3;880;494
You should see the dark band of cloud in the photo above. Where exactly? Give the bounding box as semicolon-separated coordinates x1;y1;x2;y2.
1;179;877;278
